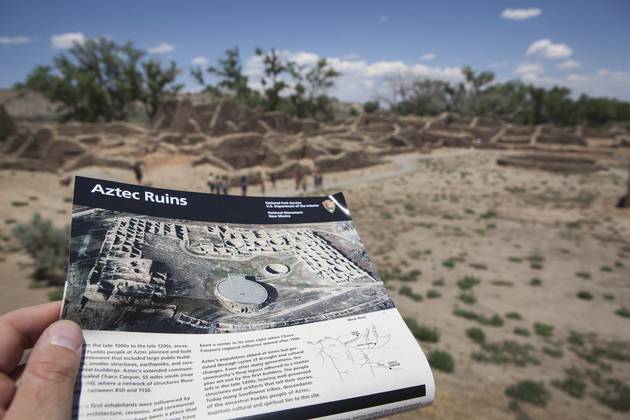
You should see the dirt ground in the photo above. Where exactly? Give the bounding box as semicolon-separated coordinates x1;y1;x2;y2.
0;148;629;419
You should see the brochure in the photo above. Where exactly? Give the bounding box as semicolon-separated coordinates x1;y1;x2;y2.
61;176;435;419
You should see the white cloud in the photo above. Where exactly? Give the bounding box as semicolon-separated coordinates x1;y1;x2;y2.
51;32;86;49
0;36;32;45
515;62;545;82
380;15;388;22
490;61;510;68
597;69;610;77
420;53;436;61
557;60;580;70
191;56;209;66
566;74;587;82
244;49;463;102
148;42;174;54
526;38;572;59
501;8;542;20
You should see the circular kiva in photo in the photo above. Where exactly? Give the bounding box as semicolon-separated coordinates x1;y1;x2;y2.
264;263;290;275
215;274;268;314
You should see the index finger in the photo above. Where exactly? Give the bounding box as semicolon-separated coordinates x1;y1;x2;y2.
0;301;62;374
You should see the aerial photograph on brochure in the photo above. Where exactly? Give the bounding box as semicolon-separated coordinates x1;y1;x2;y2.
62;206;393;334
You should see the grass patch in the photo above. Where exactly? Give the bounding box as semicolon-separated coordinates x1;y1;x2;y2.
529;277;542;286
528;254;544;270
427;350;454;373
399;286;423;302
490;280;513;287
508;256;523;263
577;290;593;300
514;327;530;337
575;271;591;280
453;309;504;327
457;275;481;290
505;380;550;407
593;378;630;412
615;307;630;318
505;312;522;320
542;346;563;358
480;210;497;219
432;279;445;287
552;368;586;399
473;341;539;366
469;262;487;270
379;268;421;283
442;258;456;269
466;327;485;345
404;318;440;343
458;292;477;305
600;265;613;272
534;322;554;337
426;289;441;299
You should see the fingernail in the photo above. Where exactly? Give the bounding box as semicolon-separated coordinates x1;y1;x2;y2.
47;321;83;352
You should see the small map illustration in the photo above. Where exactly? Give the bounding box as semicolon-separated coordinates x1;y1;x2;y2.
308;324;402;381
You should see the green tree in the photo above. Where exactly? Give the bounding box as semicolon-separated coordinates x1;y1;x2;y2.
142;60;182;120
255;47;294;111
191;47;252;99
16;37;181;122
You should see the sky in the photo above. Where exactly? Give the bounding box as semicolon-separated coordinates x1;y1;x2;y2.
1;0;630;102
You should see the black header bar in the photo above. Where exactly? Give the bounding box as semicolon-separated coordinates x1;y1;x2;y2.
72;176;353;225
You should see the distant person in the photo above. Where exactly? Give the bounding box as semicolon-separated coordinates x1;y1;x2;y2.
207;173;215;193
222;176;230;195
260;175;266;196
0;301;83;420
241;175;248;196
302;176;308;192
270;173;276;188
294;169;302;191
314;171;323;189
133;161;144;184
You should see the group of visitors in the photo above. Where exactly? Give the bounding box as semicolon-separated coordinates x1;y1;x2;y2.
207;174;230;195
294;170;324;192
207;170;323;196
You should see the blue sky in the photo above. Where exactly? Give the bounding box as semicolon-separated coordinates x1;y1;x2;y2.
1;0;630;102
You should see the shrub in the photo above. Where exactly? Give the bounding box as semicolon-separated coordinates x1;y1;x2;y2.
363;101;380;113
12;214;69;285
432;279;445;287
48;288;64;301
426;289;441;299
505;380;550;407
615;307;630;318
505;312;522;320
466;327;485;345
600;265;613;272
594;378;630;412
514;327;530;337
427;350;454;373
552;371;586;399
453;309;504;327
457;275;481;290
534;322;554;337
529;277;542;286
575;271;591;280
399;286;423;301
404;318;440;343
577;291;593;300
508;256;523;263
458;292;477;305
473;340;538;367
542;346;563;358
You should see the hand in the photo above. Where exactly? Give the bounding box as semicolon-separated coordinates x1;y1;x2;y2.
0;301;83;420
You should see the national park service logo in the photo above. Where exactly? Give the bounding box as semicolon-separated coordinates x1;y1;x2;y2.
322;199;336;213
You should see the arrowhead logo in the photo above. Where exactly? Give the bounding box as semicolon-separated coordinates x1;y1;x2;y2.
322;199;336;213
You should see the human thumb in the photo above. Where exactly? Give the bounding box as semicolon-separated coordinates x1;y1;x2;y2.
5;320;83;420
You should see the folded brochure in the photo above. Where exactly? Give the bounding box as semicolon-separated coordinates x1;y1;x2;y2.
61;176;435;419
